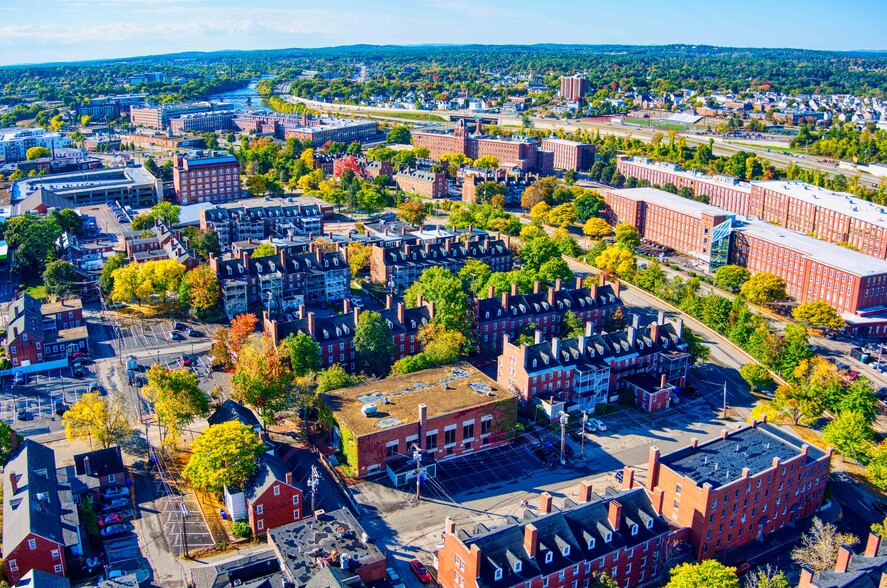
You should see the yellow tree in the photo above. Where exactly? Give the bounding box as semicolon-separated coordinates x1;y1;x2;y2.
183;422;265;492
111;263;151;304
595;245;635;278
529;202;551;224
583;218;614;239
231;336;294;428
143;365;209;444
346;242;372;278
62;392;132;448
179;265;220;315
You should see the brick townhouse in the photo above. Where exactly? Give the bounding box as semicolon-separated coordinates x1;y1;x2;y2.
122;222;198;269
72;446;126;499
497;312;688;415
646;418;832;561
437;480;685;588
370;234;513;294
5;295;88;368
461;173;536;206
475;276;623;354
318;363;517;480
224;453;304;535
199;199;326;248
394;169;449;199
172;150;241;205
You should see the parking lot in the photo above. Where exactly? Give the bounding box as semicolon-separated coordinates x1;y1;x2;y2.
0;364;99;430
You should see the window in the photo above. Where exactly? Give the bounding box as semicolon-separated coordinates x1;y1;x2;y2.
28;538;36;550
545;551;554;564
256;505;264;515
8;560;17;572
293;495;300;505
274;485;281;496
387;441;399;457
257;520;264;531
481;419;492;436
426;432;438;450
631;524;638;536
646;518;654;530
588;537;596;549
108;474;116;483
51;549;60;559
445;428;456;445
563;545;570;557
605;531;613;543
559;570;565;581
494;569;503;581
513;561;522;573
54;565;63;574
463;422;474;440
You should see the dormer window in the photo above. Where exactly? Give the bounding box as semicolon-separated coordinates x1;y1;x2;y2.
485;312;490;319
639;342;644;349
494;568;503;581
532;359;537;368
663;340;669;348
604;532;612;544
631;524;638;536
587;537;595;549
545;551;553;564
513;561;522;574
646;518;654;530
562;545;570;557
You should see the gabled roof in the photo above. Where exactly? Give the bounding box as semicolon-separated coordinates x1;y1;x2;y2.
207;399;262;429
14;188;75;216
189;549;284;588
14;569;72;588
74;446;124;478
244;453;298;501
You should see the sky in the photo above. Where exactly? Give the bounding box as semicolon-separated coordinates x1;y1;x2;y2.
1;0;886;66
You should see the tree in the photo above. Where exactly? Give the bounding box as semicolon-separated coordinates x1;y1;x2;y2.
743;565;790;588
539;258;574;282
595;245;635;278
111;263;152;305
574;192;604;221
354;311;396;377
682;326;710;365
547;203;577;227
99;253;126;295
665;560;739;588
458;259;493;296
245;174;268;197
252;242;276;258
62;392;132;448
26;146;51;160
356;188;388;214
43;260;78;298
143;365;209;444
210;327;235;371
398;199;428;225
792;518;859;573
473;181;506;206
232;337;294;428
405;267;471;334
80;115;92;127
346;242;372;278
131;214;153;230
519;235;561;272
316;364;362;394
614;223;641;249
529;202;551;223
387;125;412;144
0;421;17;464
230;313;259;355
285;332;321;377
474;155;499;169
740;272;787;305
178;265;220;316
583;218;613;239
149;201;180;225
740;364;773;393
714;265;751;293
823;411;874;462
840;378;878;425
183;422;265;492
552;227;582;257
635;261;667;292
560;310;585;338
793;301;846;331
183;227;221;262
867;442;887;490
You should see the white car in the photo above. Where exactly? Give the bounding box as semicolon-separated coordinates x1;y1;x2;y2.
582;419;598;433
386;567;406;588
590;419;607;432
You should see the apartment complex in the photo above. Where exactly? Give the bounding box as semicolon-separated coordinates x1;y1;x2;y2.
11;166;161;208
319;363;517;480
0;128;70;163
475;276;623;354
541;138;596;172
497;312;688;414
394;169;448;199
369;234;513;294
172;151;241;205
130;102;233;129
75;93;147;121
199;197;326;247
647;419;831;560
282;118;378;146
559;75;590;101
437;483;681;588
169;111;237;134
5;295;88;369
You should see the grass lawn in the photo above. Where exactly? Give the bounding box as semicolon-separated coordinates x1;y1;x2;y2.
623;117;691;131
23;280;47;301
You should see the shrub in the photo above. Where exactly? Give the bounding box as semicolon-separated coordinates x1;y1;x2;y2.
232;520;252;538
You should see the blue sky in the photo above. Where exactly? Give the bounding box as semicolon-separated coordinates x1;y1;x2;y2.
1;0;885;66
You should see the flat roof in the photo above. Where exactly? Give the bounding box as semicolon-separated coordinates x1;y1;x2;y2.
754;180;887;229
321;362;512;438
607;187;732;219
621;157;752;192
541;138;589;147
12;166;156;202
735;217;887;277
660;422;827;489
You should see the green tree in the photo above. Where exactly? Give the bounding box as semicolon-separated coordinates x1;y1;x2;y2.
346;241;372;278
245;174;268;197
635;261;667;292
405;266;471;333
178;265;220;316
98;252;126;295
867;442;887;490
131;214;153;230
458;259;493;296
682;326;710;365
43;260;78;298
552;227;582;257
0;421;19;464
354;311;396;377
474;155;499;169
839;378;878;425
547;203;577;227
519;234;561;272
665;560;739;588
143;365;209;444
792;301;846;331
740;363;773;393
744;566;791;588
560;310;585;338
387;125;412;144
232;337;294;428
183;422;265;492
26;146;51;160
539;258;574;282
714;265;751;292
780;324;813;376
823;411;874;462
286;332;321;377
583;218;613;239
398;199;428;225
574;192;604;221
529;201;551;223
614;223;641;249
150;201;181;225
183;227;221;262
316;364;362;394
252;242;276;257
740;272;787;305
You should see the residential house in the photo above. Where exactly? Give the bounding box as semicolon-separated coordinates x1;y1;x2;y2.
4;295;88;369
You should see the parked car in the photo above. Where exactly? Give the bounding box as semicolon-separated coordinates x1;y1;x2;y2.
409;560;433;584
102;487;129;500
386;568;406;588
55;402;68;416
173;322;188;331
13;372;24;385
100;524;128;538
101;498;130;512
589;419;607;432
186;327;201;337
734;561;752;575
847;370;860;381
169;331;184;341
97;513;124;527
569;430;585;443
180;354;192;367
16;409;30;421
533;443;556;465
73;364;85;378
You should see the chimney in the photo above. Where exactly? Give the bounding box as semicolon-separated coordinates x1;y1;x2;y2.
353;306;361;326
316;248;323;263
534;330;543;344
9;472;18;494
502;289;510;310
307;312;316;336
280;250;287;267
575;276;583;289
650;321;660;343
657;310;666;325
533;280;541;294
578;335;587;355
511;283;518;296
551;337;561;358
690;437;699;449
631;314;640;329
445;239;452;253
539;492;553;514
444;517;456;536
613;280;621;296
487;284;495;299
867;533;883;557
427;300;435;318
416;294;424;308
298;304;306;319
547;286;555;305
676;317;684;339
578;481;594;503
585;321;593;337
798;569;814;588
555;278;562;291
651;488;665;516
418;404;428;449
475;119;482;134
84;455;91;476
286;471;293;486
647;447;660;490
608;500;622;532
598;273;606;287
9;430;17;451
627;326;636;347
524;524;538;558
397;302;406;325
343;298;352;314
622;466;634;490
835;545;853;573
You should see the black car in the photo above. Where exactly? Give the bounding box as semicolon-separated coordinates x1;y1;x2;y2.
569;430;585;443
533;444;555;464
16;409;30;421
173;322;188;331
55;402;68;416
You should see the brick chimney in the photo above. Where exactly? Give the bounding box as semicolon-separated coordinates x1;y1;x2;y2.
444;517;456;535
533;280;541;294
475;119;482;134
343;298;352;314
502;289;510;310
867;533;883;557
539;492;553;514
631;314;640;329
575;276;583;289
578;481;593;503
386;294;393;309
551;337;561;359
307;312;316;336
511;283;518;296
598;273;606;287
650;321;660;343
676;317;684;339
578;335;587;355
487;284;495;299
585;321;593;336
9;472;18;494
298;304;306;319
353;306;361;326
647;447;660;490
627;326;636;347
798;569;814;588
836;545;853;573
657;310;666;325
622;466;634;490
608;500;622;532
660;373;667;389
534;330;543;344
690;437;699;449
397;302;406;325
286;471;293;486
613;280;621;296
589;282;598;300
524;524;538;558
547;287;555;305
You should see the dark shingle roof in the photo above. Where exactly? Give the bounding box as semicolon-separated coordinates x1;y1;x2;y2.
189;549;285;588
207;399;262;429
244;453;297;501
74;446;124;478
14;569;71;588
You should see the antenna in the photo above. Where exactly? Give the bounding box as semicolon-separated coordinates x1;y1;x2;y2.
308;466;321;514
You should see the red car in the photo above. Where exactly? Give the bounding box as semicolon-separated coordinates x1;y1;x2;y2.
847;370;860;381
409;560;432;583
180;354;193;367
97;513;124;527
733;561;752;575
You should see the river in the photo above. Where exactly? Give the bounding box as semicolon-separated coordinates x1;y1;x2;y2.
209;74;275;111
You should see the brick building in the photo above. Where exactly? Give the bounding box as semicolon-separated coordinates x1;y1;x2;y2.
497;312;688;415
646;418;832;561
199;198;326;247
474;276;623;354
437;481;683;588
370;234;513;294
122;222;198;268
72;446;126;499
541;138;596;172
129;102;232;129
282;118;378;146
461;173;536;206
394;169;448;199
169;111;237;134
559;76;589;102
224;453;304;535
3;440;81;585
172;151;241;205
5;295;88;369
799;532;887;587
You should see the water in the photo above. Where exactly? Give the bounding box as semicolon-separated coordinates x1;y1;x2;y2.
209;74;275;111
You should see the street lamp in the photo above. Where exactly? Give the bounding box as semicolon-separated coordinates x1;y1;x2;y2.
580;412;588;458
558;411;569;465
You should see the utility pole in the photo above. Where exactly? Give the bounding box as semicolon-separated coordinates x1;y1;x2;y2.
180;500;189;558
308;466;321;514
722;381;728;420
559;411;568;465
580;412;587;458
413;444;422;501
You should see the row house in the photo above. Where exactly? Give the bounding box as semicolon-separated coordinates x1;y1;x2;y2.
4;295;88;368
370;235;513;294
199;199;327;248
497;312;688;415
437;481;684;588
394;169;448;199
475;276;623;354
209;248;349;319
122;222;198;269
461;174;536;206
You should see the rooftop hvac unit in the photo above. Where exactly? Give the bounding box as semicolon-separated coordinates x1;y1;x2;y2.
361;404;377;416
